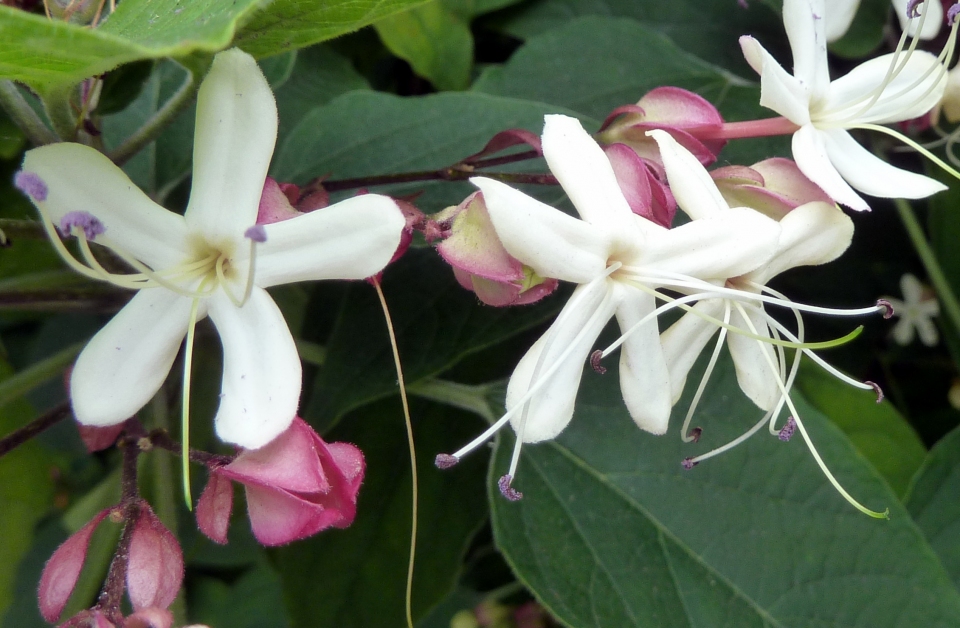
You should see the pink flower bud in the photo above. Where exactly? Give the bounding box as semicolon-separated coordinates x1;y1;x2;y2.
196;472;234;545
209;418;366;546
77;424;125;453
461;128;542;164
711;158;833;219
598;86;726;167
39;509;111;622
603;143;676;227
435;192;559;307
256;177;303;225
126;503;183;611
124;607;174;628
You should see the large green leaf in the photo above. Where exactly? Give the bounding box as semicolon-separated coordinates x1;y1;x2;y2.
492;0;785;75
828;0;889;59
276;399;489;627
232;0;432;57
489;354;960;627
0;0;426;91
905;425;960;588
794;360;927;498
0;1;262;90
472;16;791;166
272;89;578;218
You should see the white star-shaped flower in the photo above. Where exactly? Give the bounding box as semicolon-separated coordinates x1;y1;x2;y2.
884;273;940;345
16;49;406;449
740;0;948;211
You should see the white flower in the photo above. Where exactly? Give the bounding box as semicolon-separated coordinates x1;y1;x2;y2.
883;273;940;345
436;114;782;498
740;0;948;211
16;49;406;449
825;0;944;42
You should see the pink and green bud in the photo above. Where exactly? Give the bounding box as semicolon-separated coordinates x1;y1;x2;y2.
710;158;833;219
597;87;726;167
38;509;111;622
196;418;365;547
435;192;558;307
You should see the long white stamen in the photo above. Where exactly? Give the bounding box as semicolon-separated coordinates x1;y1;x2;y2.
181;292;203;510
734;302;887;518
687;411;772;465
680;302;730;442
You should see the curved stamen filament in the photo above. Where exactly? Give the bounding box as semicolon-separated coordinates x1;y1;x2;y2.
734;302;888;519
680;302;731;443
856;122;960;183
181;290;205;510
687;411;772;465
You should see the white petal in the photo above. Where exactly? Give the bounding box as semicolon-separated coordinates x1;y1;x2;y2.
634;209;780;283
506;279;617;443
71;290;193;426
472;176;611;283
208;287;300;449
22;143;189;269
253;194;405;288
185;49;278;245
739;36;812;125
821;50;946;124
893;0;943;40
823;129;947;200
727;305;781;411
660;300;725;404
542;115;639;236
750;201;853;283
900;273;924;303
784;0;832;98
792;125;870;210
825;0;861;42
647;130;728;220
916;315;940;346
892;317;916;345
614;285;671;434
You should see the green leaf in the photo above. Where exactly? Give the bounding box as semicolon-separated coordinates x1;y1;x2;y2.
375;1;474;91
276;399;489;627
905;425;960;588
0;1;261;91
304;249;559;429
493;0;785;75
232;0;433;58
794;359;927;498
272;90;577;212
189;564;290;628
472;16;791;166
927;172;960;370
0;359;59;617
490;354;960;626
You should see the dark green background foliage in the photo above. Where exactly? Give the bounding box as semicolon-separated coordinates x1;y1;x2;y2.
2;0;960;626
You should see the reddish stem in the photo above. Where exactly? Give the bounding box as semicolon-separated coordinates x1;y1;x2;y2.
693;116;801;140
0;401;71;457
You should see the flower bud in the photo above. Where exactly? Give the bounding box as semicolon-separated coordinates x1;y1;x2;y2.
603;143;676;227
201;418;366;546
597;86;726;167
710;158;833;219
126;503;184;611
435;192;558;306
196;472;234;545
38;509;111;622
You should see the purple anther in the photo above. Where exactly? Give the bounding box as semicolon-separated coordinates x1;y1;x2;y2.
59;211;105;240
681;457;699;470
949;3;960;25
498;474;523;501
906;0;924;18
688;427;702;443
877;299;895;319
778;417;797;442
590;350;607;375
434;453;459;469
244;225;267;243
866;381;884;403
14;171;48;201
